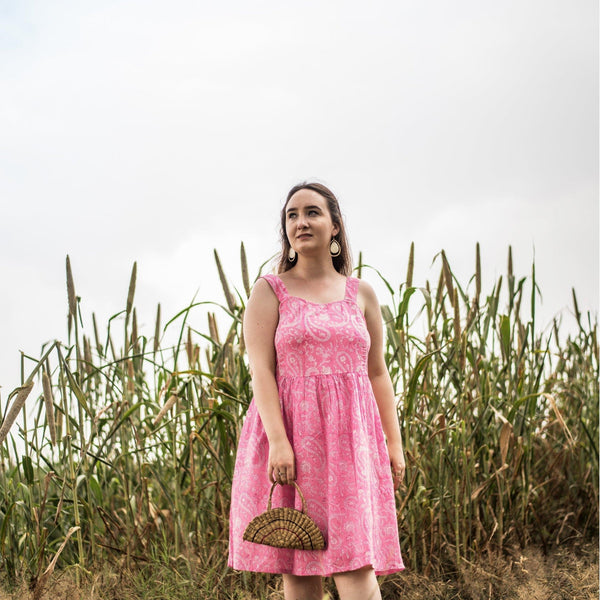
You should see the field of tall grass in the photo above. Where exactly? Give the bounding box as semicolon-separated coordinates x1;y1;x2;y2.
0;244;597;599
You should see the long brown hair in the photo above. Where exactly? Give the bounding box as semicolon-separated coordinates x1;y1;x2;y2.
277;181;352;275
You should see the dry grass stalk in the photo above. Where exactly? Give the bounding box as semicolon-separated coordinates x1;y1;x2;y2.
0;380;34;444
499;421;512;465
544;393;575;446
92;311;104;356
126;360;135;396
132;308;139;349
42;371;57;446
475;242;481;302
33;526;80;600
515;285;523;321
94;400;117;425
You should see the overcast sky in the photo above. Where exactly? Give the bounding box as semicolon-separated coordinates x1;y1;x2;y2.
1;0;598;395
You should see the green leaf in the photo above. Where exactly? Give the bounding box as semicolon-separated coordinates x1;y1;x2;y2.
89;475;102;503
405;349;441;416
0;502;15;554
499;314;511;359
60;357;93;419
21;456;34;486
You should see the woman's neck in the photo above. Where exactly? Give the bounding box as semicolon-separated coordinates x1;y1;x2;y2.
288;257;339;281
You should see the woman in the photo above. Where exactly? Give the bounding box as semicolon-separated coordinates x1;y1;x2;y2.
228;181;405;600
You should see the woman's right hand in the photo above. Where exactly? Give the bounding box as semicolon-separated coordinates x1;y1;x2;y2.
268;437;296;485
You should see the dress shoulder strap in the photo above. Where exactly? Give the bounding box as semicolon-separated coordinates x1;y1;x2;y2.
344;276;360;303
260;273;288;303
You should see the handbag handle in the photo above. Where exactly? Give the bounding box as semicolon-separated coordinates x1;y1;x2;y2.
267;481;307;513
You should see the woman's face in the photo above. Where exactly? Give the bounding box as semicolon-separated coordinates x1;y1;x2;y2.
285;189;339;258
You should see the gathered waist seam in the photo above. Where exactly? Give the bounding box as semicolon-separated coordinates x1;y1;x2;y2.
277;370;369;380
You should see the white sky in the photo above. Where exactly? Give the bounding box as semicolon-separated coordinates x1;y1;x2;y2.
0;0;598;395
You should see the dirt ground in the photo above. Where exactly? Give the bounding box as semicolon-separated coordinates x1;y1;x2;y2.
1;542;598;600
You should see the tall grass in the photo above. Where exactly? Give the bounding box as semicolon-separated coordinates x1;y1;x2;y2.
0;243;597;598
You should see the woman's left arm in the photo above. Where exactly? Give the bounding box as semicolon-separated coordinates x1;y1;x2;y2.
360;280;406;489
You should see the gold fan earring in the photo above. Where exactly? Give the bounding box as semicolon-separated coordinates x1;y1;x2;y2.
330;238;341;257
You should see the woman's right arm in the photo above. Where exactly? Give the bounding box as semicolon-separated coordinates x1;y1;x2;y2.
243;278;296;483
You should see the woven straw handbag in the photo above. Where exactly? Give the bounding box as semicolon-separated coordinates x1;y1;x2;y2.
243;481;326;550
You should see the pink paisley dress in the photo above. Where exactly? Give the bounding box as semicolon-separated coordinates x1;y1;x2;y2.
228;274;404;576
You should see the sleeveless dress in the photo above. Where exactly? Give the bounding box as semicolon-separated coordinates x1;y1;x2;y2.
228;274;404;576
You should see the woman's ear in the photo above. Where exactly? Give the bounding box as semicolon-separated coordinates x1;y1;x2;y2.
332;223;340;237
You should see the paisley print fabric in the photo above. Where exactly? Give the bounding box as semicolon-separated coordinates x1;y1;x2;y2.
228;274;404;576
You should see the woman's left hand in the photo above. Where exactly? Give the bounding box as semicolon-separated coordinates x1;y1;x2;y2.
388;442;406;490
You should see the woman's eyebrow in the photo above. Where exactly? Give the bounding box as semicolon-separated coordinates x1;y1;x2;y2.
286;205;322;214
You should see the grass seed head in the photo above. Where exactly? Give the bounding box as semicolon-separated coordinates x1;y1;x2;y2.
126;261;137;316
453;288;461;344
83;335;93;375
214;249;236;312
0;380;34;445
153;394;178;426
435;268;445;305
240;242;251;298
66;255;77;318
186;326;194;366
154;303;161;354
208;312;220;345
406;241;414;288
441;250;454;300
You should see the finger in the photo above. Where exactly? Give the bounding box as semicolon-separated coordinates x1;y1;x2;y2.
391;465;404;486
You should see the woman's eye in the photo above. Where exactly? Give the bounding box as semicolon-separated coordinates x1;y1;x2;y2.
308;210;318;216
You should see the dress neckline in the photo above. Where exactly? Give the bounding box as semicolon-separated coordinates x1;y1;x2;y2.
275;274;351;306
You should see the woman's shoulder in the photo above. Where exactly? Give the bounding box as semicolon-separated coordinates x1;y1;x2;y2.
356;277;377;298
249;274;286;304
253;273;275;288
